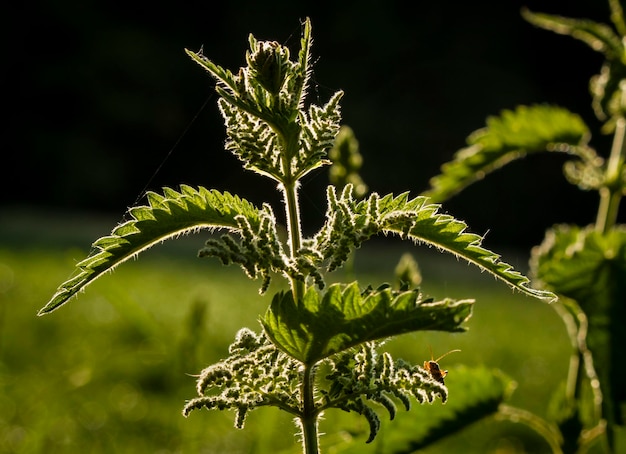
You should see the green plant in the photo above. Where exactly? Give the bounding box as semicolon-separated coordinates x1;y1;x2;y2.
41;18;553;453
425;1;626;452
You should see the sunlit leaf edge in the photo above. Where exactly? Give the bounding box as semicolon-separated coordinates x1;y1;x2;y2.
39;185;262;315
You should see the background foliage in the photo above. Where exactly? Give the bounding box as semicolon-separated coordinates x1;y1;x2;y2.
0;228;569;453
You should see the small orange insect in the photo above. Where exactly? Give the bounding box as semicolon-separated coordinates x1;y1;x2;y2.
424;347;461;385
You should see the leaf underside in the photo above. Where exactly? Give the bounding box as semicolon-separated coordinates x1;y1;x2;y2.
39;185;263;315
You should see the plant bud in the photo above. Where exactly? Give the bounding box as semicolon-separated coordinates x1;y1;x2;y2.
247;40;291;95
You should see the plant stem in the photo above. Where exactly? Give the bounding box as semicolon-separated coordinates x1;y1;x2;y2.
596;86;626;234
553;302;581;404
497;405;564;454
281;178;305;303
300;364;320;454
275;114;307;303
571;306;603;421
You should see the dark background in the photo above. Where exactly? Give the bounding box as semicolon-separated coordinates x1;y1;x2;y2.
3;0;622;250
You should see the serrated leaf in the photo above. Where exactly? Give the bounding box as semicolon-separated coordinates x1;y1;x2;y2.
531;225;626;323
262;282;473;364
531;224;626;427
332;366;515;453
424;105;590;202
321;189;556;302
39;185;263;315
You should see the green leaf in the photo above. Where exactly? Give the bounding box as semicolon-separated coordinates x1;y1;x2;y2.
314;186;556;302
331;366;516;453
522;9;626;123
424;105;591;202
39;185;263;315
522;9;624;60
262;282;473;364
531;225;626;427
389;366;516;453
183;328;302;425
320;344;451;444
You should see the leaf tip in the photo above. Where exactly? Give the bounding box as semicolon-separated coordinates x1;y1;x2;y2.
521;285;558;304
37;298;64;316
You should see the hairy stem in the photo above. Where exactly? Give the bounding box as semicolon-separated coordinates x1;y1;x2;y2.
300;364;320;454
281;179;305;303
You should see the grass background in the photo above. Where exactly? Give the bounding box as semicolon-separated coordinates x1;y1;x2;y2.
1;210;574;453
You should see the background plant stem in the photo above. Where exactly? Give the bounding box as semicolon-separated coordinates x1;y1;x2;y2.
596;85;626;234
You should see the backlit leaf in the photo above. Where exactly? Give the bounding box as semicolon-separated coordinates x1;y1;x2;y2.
315;186;556;302
424;105;590;202
39;185;263;315
262;282;473;364
531;225;626;427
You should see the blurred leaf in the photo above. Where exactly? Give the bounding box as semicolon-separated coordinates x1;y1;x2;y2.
547;380;585;453
563;154;606;191
329;125;368;198
522;8;626;123
332;366;516;453
262;282;473;364
531;224;626;428
590;60;626;125
394;253;422;288
424;105;590;202
522;9;623;59
40;185;264;315
609;0;626;36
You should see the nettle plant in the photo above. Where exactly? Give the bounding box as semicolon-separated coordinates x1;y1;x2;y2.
41;19;554;453
425;1;626;452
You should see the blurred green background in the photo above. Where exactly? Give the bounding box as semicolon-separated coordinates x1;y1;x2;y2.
0;211;568;453
2;0;623;452
1;218;571;453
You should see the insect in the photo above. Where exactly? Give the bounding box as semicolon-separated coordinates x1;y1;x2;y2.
424;347;461;385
